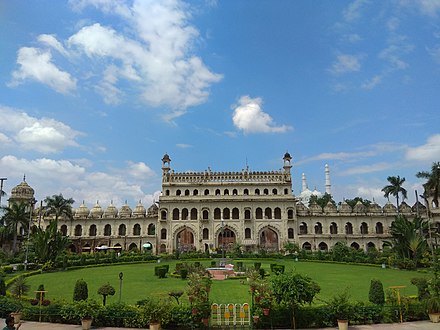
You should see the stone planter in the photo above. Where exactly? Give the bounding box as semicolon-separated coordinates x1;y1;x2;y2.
10;312;21;324
337;319;348;330
429;313;440;323
149;322;160;330
81;317;93;330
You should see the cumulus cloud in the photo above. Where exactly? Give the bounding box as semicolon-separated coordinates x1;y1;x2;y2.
329;54;362;74
126;161;155;178
9;47;77;94
232;96;292;134
0;106;82;154
405;134;440;162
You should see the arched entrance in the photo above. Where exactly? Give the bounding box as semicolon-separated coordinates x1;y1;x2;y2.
218;227;236;252
259;227;279;251
176;227;195;252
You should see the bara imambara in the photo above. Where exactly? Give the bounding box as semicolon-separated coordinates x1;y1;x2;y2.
5;153;440;255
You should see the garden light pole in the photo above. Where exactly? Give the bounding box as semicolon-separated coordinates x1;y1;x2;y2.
221;218;225;262
119;272;123;303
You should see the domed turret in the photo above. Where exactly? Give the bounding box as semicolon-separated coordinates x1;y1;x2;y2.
399;201;412;215
133;200;146;217
295;201;309;216
309;200;322;214
75;201;90;218
353;201;367;214
9;176;35;204
324;201;337;214
147;203;159;217
383;201;397;214
368;200;382;214
90;201;103;218
338;200;352;214
119;201;132;218
104;201;118;218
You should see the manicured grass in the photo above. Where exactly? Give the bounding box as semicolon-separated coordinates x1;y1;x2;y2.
23;259;427;305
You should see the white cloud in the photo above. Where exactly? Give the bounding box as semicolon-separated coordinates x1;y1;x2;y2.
413;0;440;17
329;54;362;74
405;134;440;162
356;186;384;201
176;143;192;148
126;161;155;178
9;47;77;94
342;0;370;22
0;106;82;154
343;163;394;175
37;34;69;57
361;75;383;89
232;96;292;134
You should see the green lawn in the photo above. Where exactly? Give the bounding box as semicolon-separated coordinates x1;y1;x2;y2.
23;259;427;306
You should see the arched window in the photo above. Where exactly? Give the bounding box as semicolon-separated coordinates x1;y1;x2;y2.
74;225;82;236
255;189;260;195
224;189;229;195
274;207;281;219
165;189;170;196
118;224;126;236
272;188;278;195
244;189;249;195
360;222;368;235
61;224;68;236
104;224;112;236
351;242;360;250
330;222;338;234
375;222;384;234
256;207;263;219
288;228;294;239
215;189;221;196
264;207;272;219
284;188;289;195
245;228;251;239
203;228;209;240
318;242;328;251
185;189;190;196
173;208;179;220
176;190;181;196
190;208;198;220
133;224;141;236
287;209;294;219
233;189;238;195
367;242;376;250
161;210;167;220
193;189;198;196
148;224;155;235
204;189;209;195
315;222;322;234
302;242;312;250
214;208;221;219
161;228;167;239
299;222;308;235
223;208;230;219
89;224;97;236
345;222;353;235
182;208;189;220
263;188;269;195
244;209;251;219
232;208;239;219
202;210;209;220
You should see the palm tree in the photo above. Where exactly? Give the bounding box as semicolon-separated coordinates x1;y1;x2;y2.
0;201;30;253
44;194;75;222
382;175;408;212
416;162;440;208
31;219;70;263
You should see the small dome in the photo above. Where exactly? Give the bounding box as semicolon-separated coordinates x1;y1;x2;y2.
147;203;159;217
353;201;367;213
283;152;291;159
324;201;337;213
104;201;118;218
399;201;412;214
383;201;397;214
338;200;352;214
295;201;309;215
133;200;146;217
10;176;35;200
90;201;103;218
412;201;426;213
162;153;171;161
309;200;322;214
368;201;382;214
75;201;90;218
119;201;132;218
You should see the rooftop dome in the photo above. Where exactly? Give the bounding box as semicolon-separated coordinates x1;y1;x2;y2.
368;201;382;214
338;200;352;214
383;201;397;214
90;201;103;218
75;201;90;218
119;201;132;218
324;201;337;213
412;201;426;213
309;200;322;214
399;201;412;214
10;176;35;201
147;203;159;217
133;200;146;217
104;201;118;218
353;201;367;213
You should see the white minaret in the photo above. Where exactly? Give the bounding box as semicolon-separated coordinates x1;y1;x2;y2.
301;173;308;192
325;164;331;195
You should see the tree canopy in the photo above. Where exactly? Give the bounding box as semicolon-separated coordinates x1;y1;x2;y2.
416;162;440;208
382;175;407;211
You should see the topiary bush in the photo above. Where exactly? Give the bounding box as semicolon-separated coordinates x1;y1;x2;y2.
73;279;88;301
369;279;385;305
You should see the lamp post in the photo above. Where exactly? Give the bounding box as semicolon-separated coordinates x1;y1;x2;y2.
24;198;36;271
119;272;123;303
221;218;225;263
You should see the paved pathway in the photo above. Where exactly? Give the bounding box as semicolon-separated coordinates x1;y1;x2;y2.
1;318;439;329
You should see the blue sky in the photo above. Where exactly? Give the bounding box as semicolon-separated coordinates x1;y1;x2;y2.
1;0;440;209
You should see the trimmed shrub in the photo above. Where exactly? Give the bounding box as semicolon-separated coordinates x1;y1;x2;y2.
254;262;261;270
157;267;167;279
180;269;188;280
369;279;385;305
73;279;88;301
2;266;13;274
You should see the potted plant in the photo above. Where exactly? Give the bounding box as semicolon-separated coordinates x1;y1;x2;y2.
71;299;100;330
425;295;440;323
137;297;171;330
327;290;353;330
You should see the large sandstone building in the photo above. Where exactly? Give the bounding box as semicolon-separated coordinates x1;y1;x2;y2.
5;153;440;255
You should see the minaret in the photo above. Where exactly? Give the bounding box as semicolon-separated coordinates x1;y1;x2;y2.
325;164;331;195
301;173;308;192
283;152;292;183
161;153;171;182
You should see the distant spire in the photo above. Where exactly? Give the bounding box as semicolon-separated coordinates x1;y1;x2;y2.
301;173;308;192
325;164;331;195
23;174;26;182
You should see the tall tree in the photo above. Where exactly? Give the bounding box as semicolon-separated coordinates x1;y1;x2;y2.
416;162;440;208
382;175;408;211
308;193;335;209
44;194;75;222
0;201;30;253
31;219;70;263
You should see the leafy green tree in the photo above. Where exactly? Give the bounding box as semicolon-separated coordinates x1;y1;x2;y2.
416;162;440;208
97;283;116;306
31;219;70;263
343;197;372;209
331;241;351;262
308;193;335;210
1;201;30;253
10;275;29;298
283;242;300;255
44;194;75;222
73;279;88;301
382;175;408;211
368;279;385;305
270;271;320;329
